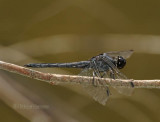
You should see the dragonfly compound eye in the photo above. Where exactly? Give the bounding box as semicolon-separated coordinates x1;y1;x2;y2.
117;56;126;69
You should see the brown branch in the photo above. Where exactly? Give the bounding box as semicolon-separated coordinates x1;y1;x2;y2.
0;60;159;89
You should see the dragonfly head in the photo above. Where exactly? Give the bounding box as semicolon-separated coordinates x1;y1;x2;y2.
117;56;126;69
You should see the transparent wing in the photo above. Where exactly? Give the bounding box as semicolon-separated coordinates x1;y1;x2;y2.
106;50;134;59
106;70;134;96
102;57;134;96
79;68;110;105
79;68;93;77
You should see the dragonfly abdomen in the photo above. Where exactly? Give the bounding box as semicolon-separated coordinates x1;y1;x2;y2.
24;61;90;68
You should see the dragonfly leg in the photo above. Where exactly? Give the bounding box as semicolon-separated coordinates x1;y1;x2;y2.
92;71;96;86
92;70;101;87
108;67;115;79
130;79;134;88
101;71;107;78
106;87;111;96
92;60;101;77
91;60;112;96
90;60;101;86
98;71;111;96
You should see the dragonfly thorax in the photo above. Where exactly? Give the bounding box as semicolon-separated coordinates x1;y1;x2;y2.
89;54;115;72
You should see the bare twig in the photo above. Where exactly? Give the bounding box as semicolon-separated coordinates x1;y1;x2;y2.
0;60;159;89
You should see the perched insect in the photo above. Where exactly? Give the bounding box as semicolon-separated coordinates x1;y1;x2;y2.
25;50;134;105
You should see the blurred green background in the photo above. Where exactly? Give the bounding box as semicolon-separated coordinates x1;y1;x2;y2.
1;0;160;122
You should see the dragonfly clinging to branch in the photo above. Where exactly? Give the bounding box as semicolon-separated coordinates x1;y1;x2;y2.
25;50;134;105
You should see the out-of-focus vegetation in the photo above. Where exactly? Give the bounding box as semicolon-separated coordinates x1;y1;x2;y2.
1;0;160;122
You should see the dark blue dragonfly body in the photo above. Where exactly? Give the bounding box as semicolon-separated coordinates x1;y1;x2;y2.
25;50;134;105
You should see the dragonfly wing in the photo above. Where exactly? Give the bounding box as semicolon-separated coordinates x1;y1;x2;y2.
78;68;93;77
79;68;110;105
83;82;109;105
102;57;134;96
106;50;134;59
111;72;134;96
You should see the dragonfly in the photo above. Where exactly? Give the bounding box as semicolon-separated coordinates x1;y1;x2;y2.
24;50;134;105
